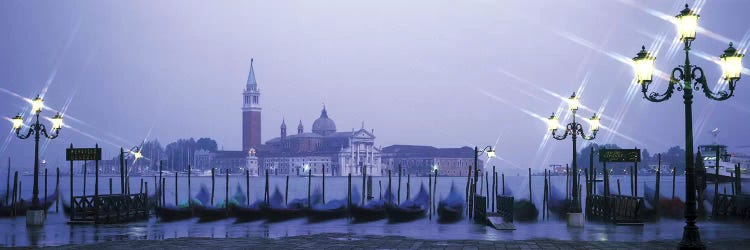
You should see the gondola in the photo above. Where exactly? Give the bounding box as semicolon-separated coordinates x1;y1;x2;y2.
546;185;570;218
194;204;231;222
436;182;464;223
386;184;429;223
350;201;387;223
154;205;193;221
261;199;307;222
0;190;58;217
230;202;264;222
307;199;348;222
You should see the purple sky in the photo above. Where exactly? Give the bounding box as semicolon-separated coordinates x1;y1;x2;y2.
1;1;749;174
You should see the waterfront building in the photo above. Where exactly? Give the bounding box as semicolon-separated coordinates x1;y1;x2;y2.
380;145;479;176
258;107;383;176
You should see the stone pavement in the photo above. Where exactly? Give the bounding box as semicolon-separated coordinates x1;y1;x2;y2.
33;233;750;249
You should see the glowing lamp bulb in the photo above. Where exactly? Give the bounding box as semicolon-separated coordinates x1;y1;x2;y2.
633;46;656;83
547;113;560;131
588;114;601;131
31;95;44;114
132;149;143;160
720;42;744;81
567;93;580;111
486;149;496;159
51;113;63;130
12;114;23;130
676;4;699;41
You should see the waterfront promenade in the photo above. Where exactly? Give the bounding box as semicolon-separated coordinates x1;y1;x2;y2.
38;233;750;249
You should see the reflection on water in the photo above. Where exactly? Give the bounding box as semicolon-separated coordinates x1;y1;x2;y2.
1;176;749;247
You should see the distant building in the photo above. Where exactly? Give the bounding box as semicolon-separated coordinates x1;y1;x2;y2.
381;145;479;176
193;149;259;175
258;107;383;176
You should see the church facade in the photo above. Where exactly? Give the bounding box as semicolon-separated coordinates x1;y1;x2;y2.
258;107;383;177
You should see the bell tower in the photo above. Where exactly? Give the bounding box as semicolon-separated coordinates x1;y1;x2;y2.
242;59;262;151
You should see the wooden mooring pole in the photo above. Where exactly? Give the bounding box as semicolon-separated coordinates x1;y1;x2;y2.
211;168;215;206
55;167;60;213
225;169;229;214
397;166;401;206
285;175;289;206
307;168;311;208
428;172;432;220
528;168;532;201
672;166;676;200
433;169;438;215
322;164;326;205
109;178;113;195
246;169;250;207
44;168;48;207
174;171;178;206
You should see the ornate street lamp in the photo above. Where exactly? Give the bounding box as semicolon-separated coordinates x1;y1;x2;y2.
11;95;63;225
548;92;600;227
631;4;743;249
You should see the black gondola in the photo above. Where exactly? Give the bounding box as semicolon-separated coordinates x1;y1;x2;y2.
307;199;348;222
194;205;231;222
0;190;58;217
386;184;428;223
436;182;464;223
262;201;307;222
154;205;193;221
230;202;264;222
350;204;387;222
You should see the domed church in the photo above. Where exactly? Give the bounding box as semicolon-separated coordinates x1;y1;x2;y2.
260;106;383;177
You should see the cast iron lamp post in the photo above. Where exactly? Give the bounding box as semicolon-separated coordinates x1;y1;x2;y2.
631;4;743;249
547;92;600;226
11;95;63;225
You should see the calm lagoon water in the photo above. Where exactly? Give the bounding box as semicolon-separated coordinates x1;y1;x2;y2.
1;175;749;247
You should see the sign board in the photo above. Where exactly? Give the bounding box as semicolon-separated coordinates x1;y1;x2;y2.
66;148;102;161
599;148;640;163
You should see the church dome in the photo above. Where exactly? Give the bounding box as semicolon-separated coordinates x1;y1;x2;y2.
312;107;336;136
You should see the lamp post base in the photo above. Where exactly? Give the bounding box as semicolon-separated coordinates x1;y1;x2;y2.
26;209;46;226
567;212;584;227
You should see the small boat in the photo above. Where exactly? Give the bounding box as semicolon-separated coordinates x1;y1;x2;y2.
261;188;307;222
387;184;428;223
350;201;387;223
154;205;193;221
546;185;570;218
0;190;58;217
230;201;264;222
437;183;464;223
194;204;231;222
307;199;348;222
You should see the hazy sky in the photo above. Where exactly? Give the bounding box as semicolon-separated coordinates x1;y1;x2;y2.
1;0;749;174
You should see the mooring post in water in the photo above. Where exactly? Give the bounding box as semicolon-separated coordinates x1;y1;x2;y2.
656;154;661;204
266;170;270;205
225;169;229;214
140;178;144;194
210;168;215;206
428;172;432;220
672;167;680;200
528;168;532;202
617;178;621;196
388;170;392;206
433;169;438;215
174;171;178;206
125;160;130;195
307;168;311;208
17;181;22;216
484;171;490;211
397;165;402;206
543;174;548;220
502;173;505;195
285;175;289;206
83;161;87;197
589;147;594;196
347;173;352;211
246;169;250;207
731;172;735;195
162;178;166;206
584;169;589;199
120;148;125;194
158;161;163;206
56;167;60;213
322;164;326;205
69;146;74;211
109;178;113;195
493;171;498;213
737;163;742;194
362;165;366;206
187;165;192;207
